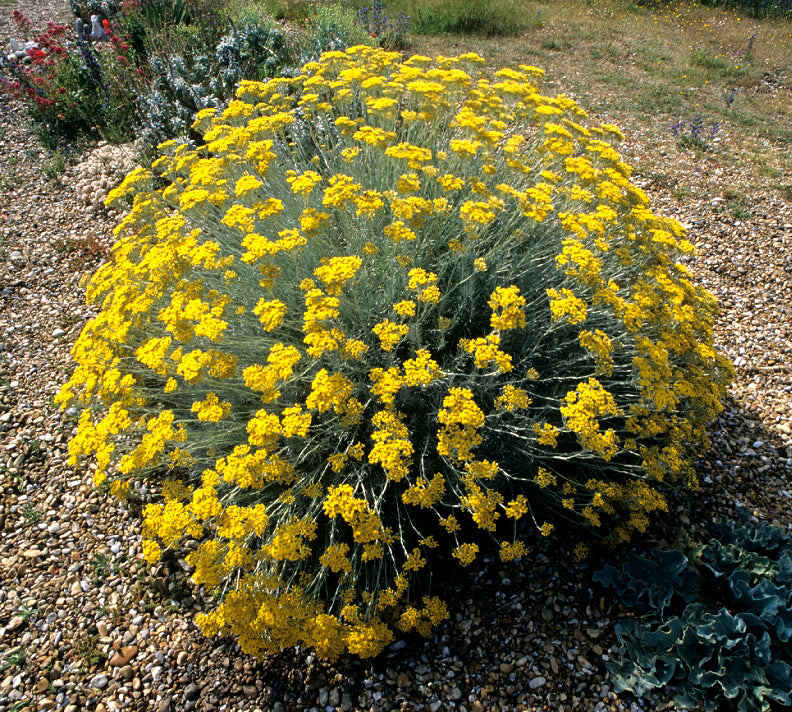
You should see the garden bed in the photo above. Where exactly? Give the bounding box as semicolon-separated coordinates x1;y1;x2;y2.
0;1;790;711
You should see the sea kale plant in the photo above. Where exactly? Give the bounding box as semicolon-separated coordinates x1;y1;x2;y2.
58;46;733;660
136;22;296;148
595;511;792;711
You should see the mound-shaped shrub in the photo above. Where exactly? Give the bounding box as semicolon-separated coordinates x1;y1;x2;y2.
58;46;733;660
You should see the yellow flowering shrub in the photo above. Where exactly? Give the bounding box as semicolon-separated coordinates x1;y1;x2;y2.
59;46;733;661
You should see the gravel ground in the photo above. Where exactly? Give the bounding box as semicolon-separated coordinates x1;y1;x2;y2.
0;2;790;711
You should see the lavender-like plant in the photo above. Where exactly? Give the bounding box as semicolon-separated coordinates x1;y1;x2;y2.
671;115;720;152
356;0;410;47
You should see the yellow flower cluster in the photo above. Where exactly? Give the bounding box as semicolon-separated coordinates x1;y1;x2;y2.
561;378;622;461
60;46;732;661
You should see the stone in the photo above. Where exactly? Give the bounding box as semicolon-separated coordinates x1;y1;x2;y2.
396;672;412;689
109;645;138;666
89;674;108;689
242;685;257;699
119;665;134;681
6;616;24;632
184;683;201;701
529;676;546;690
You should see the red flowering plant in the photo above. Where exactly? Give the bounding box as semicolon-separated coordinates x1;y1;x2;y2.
0;11;143;144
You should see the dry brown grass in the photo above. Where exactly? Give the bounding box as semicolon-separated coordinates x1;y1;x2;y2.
406;0;792;196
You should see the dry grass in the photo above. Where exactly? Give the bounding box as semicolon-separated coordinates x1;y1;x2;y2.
405;0;792;196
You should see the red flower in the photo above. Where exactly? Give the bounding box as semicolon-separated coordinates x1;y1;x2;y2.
12;9;32;33
46;22;68;37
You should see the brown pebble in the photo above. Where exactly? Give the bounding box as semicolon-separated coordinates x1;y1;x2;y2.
396;671;412;689
109;644;138;666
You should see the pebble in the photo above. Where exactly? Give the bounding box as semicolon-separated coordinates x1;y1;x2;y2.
184;682;201;701
5;615;24;632
109;645;139;666
529;676;547;689
89;674;108;689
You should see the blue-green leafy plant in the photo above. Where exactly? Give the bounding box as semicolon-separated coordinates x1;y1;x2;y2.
595;510;792;711
136;22;296;148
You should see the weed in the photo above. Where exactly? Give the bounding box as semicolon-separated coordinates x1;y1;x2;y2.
42;150;65;182
26;438;41;457
590;42;621;61
542;37;572;51
21;503;40;523
756;160;779;178
771;182;792;200
53;235;110;259
90;553;119;580
0;649;27;673
16;605;38;622
74;634;103;670
90;553;111;575
634;169;679;192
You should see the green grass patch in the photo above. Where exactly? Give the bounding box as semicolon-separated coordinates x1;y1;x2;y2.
689;48;749;80
401;0;543;36
224;0;316;23
542;37;573;51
